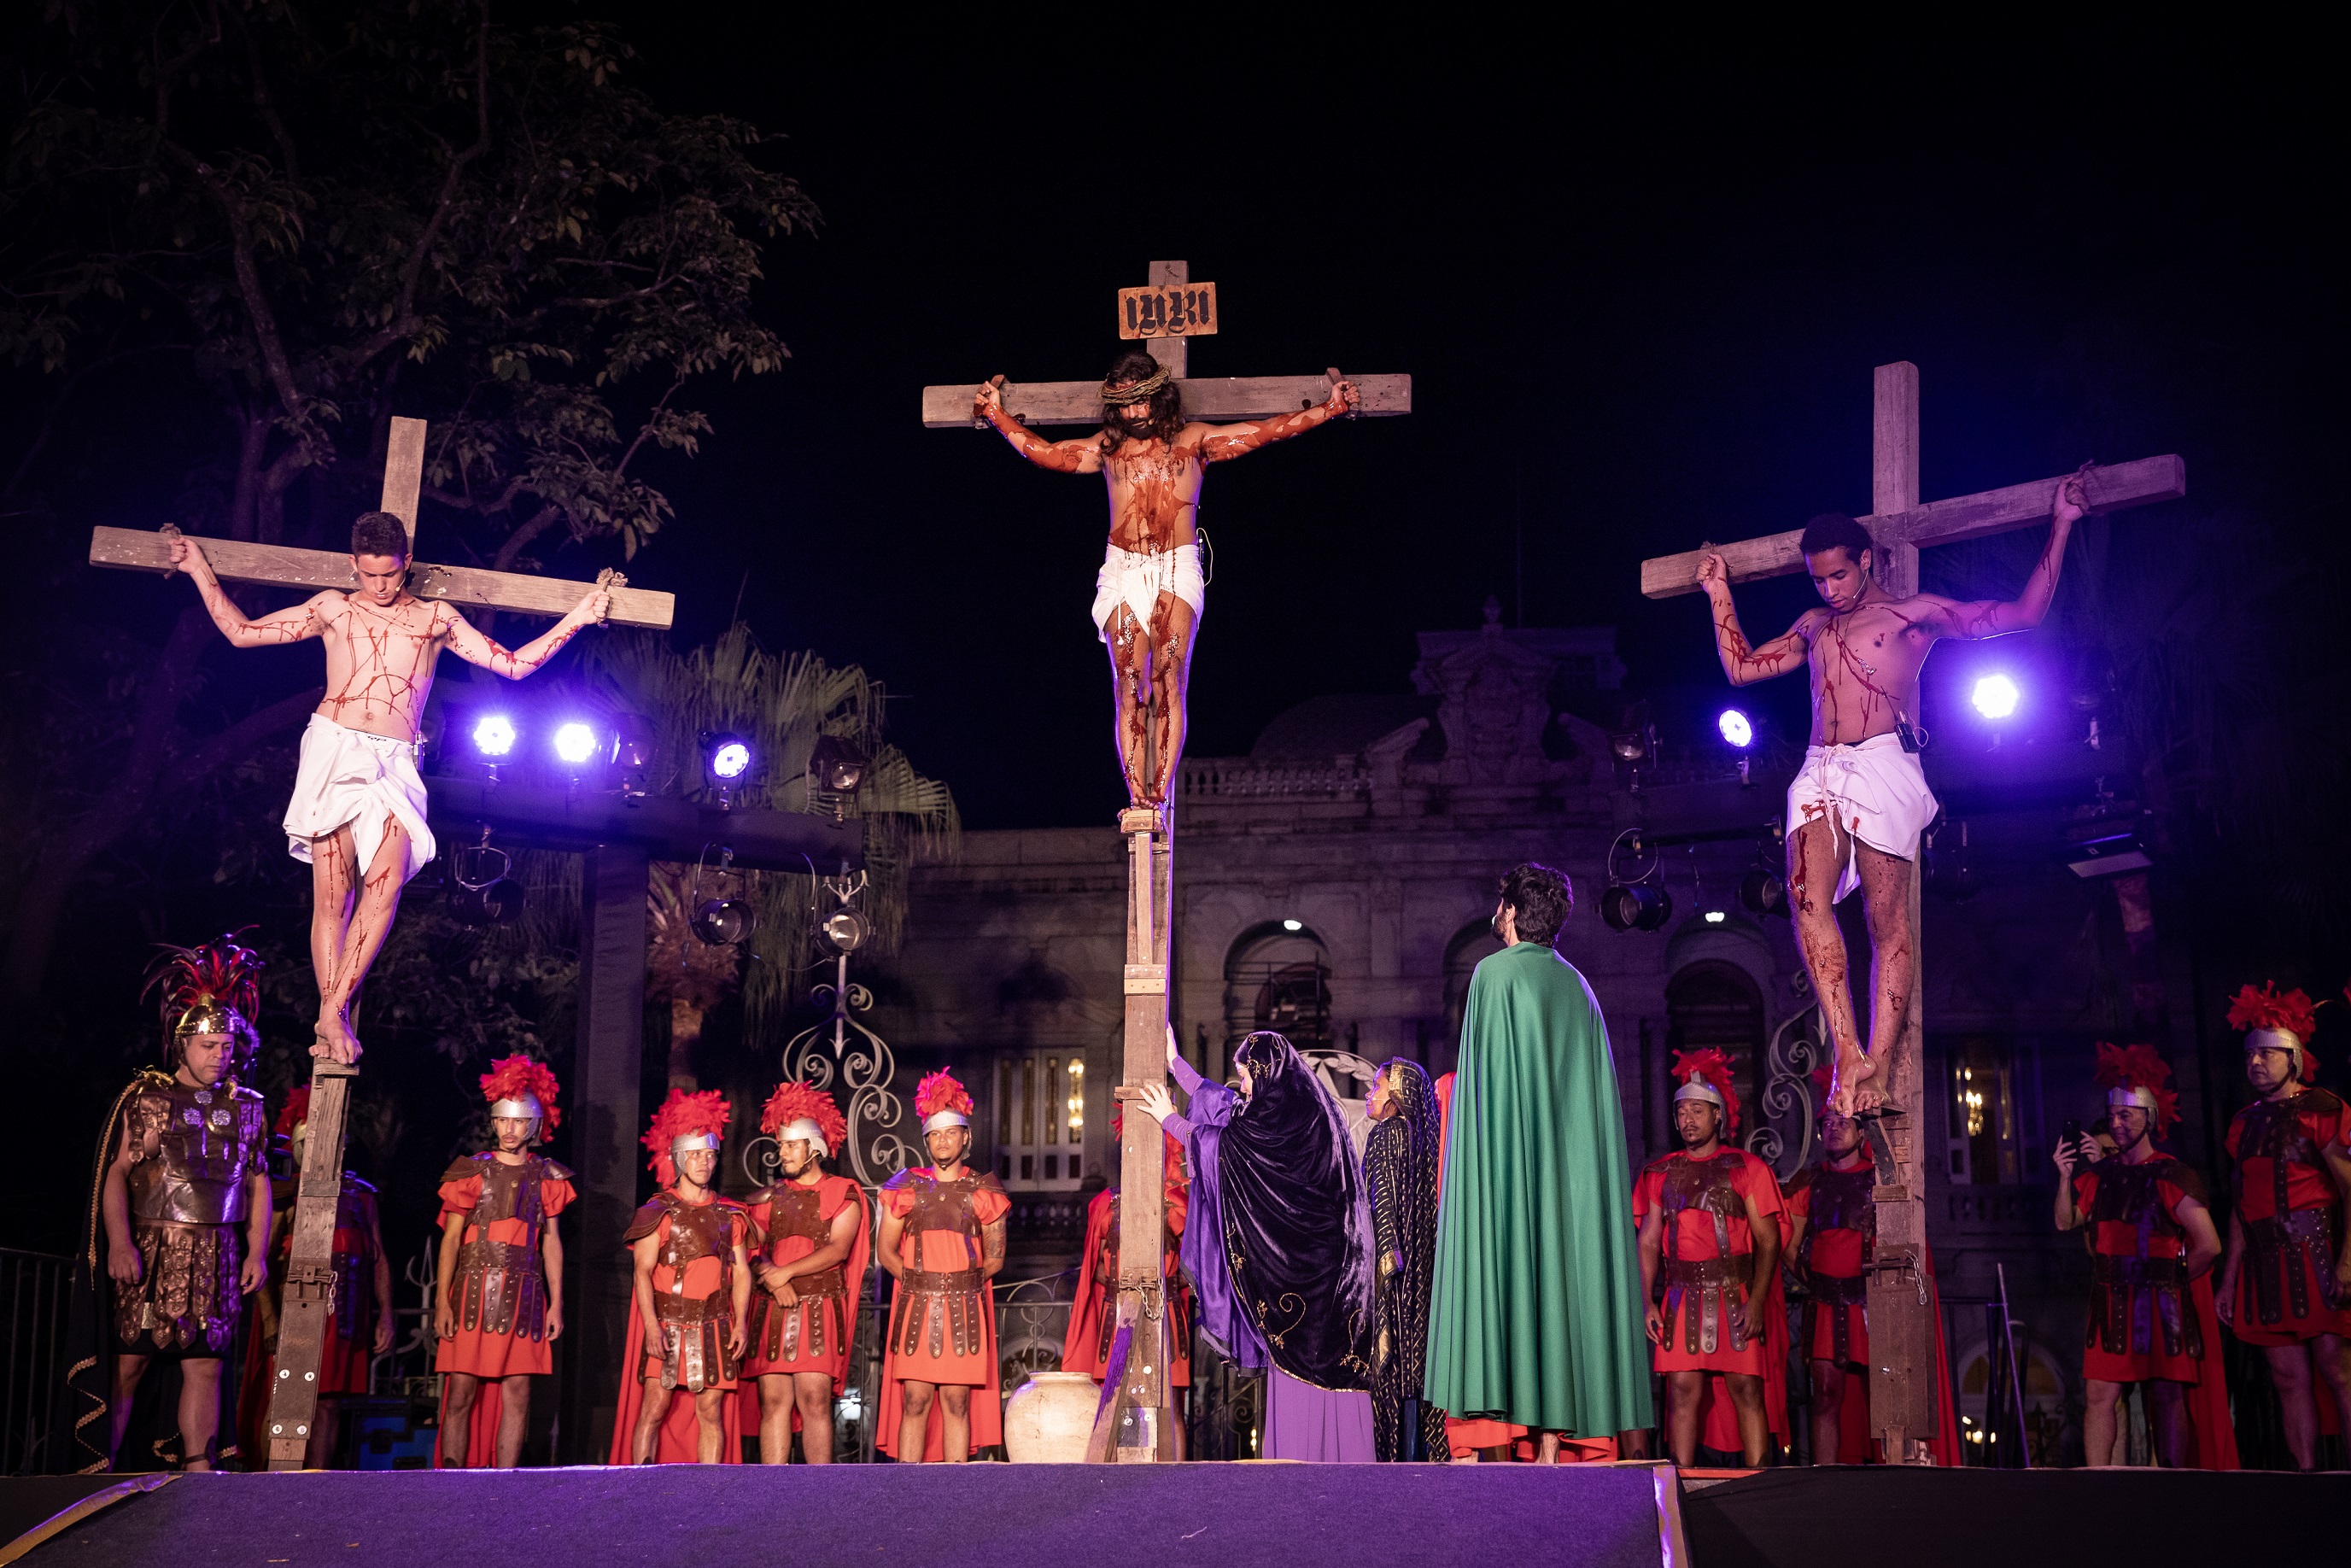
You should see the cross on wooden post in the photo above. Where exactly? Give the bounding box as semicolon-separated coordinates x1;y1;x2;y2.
926;260;1410;1462
1640;362;2185;1462
89;418;678;631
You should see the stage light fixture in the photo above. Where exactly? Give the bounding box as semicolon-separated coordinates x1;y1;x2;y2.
1600;882;1674;933
1740;868;1787;917
691;897;755;946
2063;825;2153;879
1716;709;1754;749
820;906;870;954
553;722;598;766
608;713;656;769
471;714;518;758
448;840;524;927
808;734;868;793
707;735;753;781
1971;674;2021;720
1609;730;1649;764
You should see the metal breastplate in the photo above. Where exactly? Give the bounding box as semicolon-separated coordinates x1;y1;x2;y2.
766;1185;845;1297
887;1171;996;1361
904;1173;984;1272
2232;1093;2346;1325
452;1158;553;1340
1798;1160;1875;1365
477;1156;549;1236
125;1080;263;1225
1655;1155;1754;1356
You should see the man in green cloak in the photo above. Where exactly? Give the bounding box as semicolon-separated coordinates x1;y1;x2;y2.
1425;863;1654;1460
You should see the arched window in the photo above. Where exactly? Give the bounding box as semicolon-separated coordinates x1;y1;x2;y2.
1223;921;1332;1069
1664;959;1764;1133
1436;919;1505;1078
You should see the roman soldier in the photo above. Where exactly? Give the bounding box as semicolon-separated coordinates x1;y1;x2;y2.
1634;1050;1787;1467
740;1080;871;1464
2213;984;2351;1469
79;936;272;1471
1780;1067;1959;1464
2051;1043;2237;1468
434;1056;574;1467
611;1088;752;1465
242;1086;391;1468
1061;1107;1190;1452
876;1069;1009;1462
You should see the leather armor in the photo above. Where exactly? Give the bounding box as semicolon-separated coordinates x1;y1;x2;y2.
1797;1158;1876;1367
123;1074;266;1225
1652;1153;1757;1357
883;1168;1005;1362
2231;1091;2348;1326
2085;1156;2205;1361
1092;1188;1186;1366
746;1180;851;1365
442;1152;571;1342
623;1191;744;1392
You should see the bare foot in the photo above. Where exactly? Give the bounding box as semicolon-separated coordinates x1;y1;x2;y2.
1828;1041;1874;1117
313;1011;362;1066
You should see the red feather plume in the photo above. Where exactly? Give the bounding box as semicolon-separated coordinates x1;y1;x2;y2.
643;1087;732;1185
759;1079;848;1153
478;1055;563;1131
2227;982;2319;1046
143;931;264;1034
274;1085;313;1141
914;1068;974;1122
1670;1047;1742;1136
2093;1041;2180;1136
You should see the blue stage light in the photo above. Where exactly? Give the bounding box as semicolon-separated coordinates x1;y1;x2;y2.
1716;709;1755;748
1971;675;2021;720
708;736;752;781
471;714;517;757
553;722;598;766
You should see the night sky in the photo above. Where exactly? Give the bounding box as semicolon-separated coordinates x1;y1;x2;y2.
558;35;2333;830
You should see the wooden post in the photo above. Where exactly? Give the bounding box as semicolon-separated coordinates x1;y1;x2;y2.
261;1061;356;1468
380;417;427;551
1864;361;1938;1463
557;843;651;1462
1145;260;1188;379
1089;804;1176;1461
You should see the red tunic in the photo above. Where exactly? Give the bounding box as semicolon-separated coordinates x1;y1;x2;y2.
1061;1137;1191;1389
2071;1156;2238;1469
606;1191;752;1466
1634;1149;1784;1376
875;1166;1009;1460
740;1173;871;1388
2224;1090;2351;1346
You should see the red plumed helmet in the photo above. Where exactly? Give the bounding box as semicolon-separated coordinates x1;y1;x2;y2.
274;1085;313;1142
2093;1041;2181;1137
479;1055;563;1132
1671;1048;1741;1136
643;1087;732;1186
143;931;264;1069
915;1068;974;1132
759;1079;848;1156
2228;983;2323;1083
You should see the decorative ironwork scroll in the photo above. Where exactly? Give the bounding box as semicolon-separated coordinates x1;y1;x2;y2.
1746;1003;1826;1182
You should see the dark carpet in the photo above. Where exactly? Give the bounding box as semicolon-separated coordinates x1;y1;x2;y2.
12;1463;1674;1567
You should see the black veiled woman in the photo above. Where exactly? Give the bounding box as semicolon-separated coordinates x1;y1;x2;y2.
1135;1028;1377;1460
1365;1056;1447;1460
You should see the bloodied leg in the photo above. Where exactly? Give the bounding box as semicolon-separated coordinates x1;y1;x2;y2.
313;820;411;1064
1102;591;1199;807
1787;817;1874;1113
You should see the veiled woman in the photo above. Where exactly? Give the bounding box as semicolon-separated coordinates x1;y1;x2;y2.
1134;1028;1377;1460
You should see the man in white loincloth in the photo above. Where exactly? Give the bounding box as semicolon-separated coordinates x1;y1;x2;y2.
974;348;1358;808
170;512;609;1062
1693;465;2090;1115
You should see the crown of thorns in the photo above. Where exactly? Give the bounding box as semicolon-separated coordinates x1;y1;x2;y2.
1100;364;1173;404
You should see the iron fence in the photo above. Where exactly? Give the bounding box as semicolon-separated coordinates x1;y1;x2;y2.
2;1249;71;1475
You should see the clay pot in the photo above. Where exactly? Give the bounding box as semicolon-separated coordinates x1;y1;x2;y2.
1003;1371;1101;1463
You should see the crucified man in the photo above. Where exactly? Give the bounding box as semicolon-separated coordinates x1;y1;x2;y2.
974;348;1358;807
1695;465;2091;1115
171;511;610;1063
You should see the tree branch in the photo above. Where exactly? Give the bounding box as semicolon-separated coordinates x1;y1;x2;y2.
490;505;562;573
390;4;493;329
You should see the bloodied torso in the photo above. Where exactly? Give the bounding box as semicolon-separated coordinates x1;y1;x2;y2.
122;1074;266;1226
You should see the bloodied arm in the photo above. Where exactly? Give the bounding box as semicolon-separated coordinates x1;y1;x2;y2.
1913;465;2091;640
1695;553;1813;685
973;379;1103;474
171;535;334;647
1195;379;1359;462
439;589;609;681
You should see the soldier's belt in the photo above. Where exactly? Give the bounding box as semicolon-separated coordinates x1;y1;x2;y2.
2092;1254;2185;1287
456;1238;542;1275
1662;1254;1753;1288
1810;1271;1869;1306
655;1291;732;1325
901;1267;984;1292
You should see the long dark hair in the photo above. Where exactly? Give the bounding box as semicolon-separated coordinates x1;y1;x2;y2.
1098;346;1185;454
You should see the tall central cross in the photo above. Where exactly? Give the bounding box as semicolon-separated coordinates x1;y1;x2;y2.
921;261;1411;1460
1641;362;2184;1460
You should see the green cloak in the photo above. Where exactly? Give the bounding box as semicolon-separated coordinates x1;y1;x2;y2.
1425;940;1653;1436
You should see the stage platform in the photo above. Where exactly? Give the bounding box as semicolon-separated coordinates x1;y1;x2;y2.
3;1463;2345;1568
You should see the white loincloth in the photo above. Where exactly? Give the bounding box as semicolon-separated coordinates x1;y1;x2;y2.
284;714;436;885
1785;732;1938;904
1091;543;1205;644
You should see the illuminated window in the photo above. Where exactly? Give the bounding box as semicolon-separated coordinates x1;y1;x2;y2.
996;1050;1086;1192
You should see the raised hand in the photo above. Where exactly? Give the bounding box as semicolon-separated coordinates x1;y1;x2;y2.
2050;1136;2081;1179
2053;462;2094;527
1327;377;1360;418
1164;1024;1180;1070
1696;550;1729;593
1134;1082;1178;1126
573;583;612;626
972;376;1007;424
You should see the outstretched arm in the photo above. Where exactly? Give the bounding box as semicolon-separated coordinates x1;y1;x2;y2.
1196;378;1358;463
974;378;1103;474
1697;552;1810;685
1918;464;2090;640
171;535;332;648
441;586;609;681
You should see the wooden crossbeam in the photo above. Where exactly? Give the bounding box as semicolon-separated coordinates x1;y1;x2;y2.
1638;453;2186;600
920;372;1412;430
89;528;675;629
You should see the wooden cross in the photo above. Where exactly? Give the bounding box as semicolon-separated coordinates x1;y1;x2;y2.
925;261;1411;1461
1640;361;2185;1462
88;417;676;630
